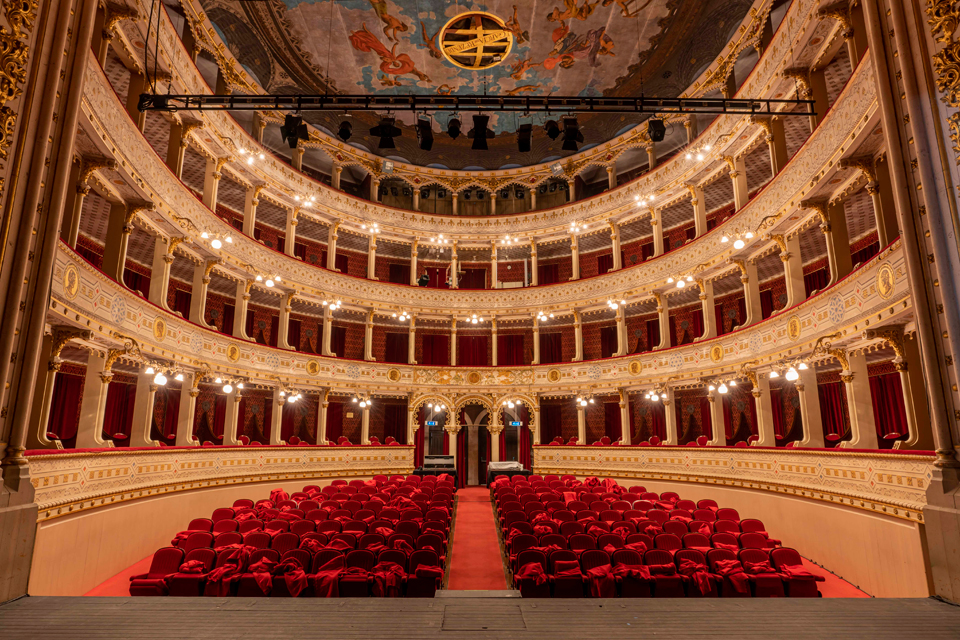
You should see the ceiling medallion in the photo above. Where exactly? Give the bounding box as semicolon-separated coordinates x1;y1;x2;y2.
440;12;513;71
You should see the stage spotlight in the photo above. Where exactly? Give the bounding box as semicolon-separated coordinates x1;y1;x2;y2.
544;119;561;140
500;189;509;199
370;116;401;149
447;117;462;139
517;123;532;152
647;117;666;142
561;118;583;152
468;115;494;150
280;114;308;149
416;118;434;151
337;120;352;141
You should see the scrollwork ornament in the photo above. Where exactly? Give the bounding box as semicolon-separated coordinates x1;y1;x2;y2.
932;40;960;107
927;0;960;44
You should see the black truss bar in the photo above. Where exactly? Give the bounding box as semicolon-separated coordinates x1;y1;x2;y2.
139;93;816;117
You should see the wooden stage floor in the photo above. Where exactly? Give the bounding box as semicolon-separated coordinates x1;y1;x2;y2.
2;595;959;639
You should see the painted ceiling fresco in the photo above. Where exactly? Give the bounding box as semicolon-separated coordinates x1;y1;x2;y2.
201;0;755;169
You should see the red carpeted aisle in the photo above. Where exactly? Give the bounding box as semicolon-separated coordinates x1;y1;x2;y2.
447;487;508;590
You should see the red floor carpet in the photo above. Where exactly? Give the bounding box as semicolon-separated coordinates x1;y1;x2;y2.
447;487;508;590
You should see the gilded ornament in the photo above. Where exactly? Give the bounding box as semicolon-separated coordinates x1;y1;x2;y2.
787;316;802;341
876;263;895;299
628;360;643;375
153;317;166;342
62;263;80;299
710;344;724;363
226;344;240;363
306;360;321;375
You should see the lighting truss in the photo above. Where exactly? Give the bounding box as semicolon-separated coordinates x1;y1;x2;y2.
139;93;816;117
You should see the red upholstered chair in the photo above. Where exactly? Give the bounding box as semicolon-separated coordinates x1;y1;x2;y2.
738;532;769;551
181;532;214;553
611;521;637;536
233;499;255;509
331;533;358;549
628;486;647;494
343;520;368;536
740;519;781;547
377;549;408;573
632;499;656;511
739;549;785;597
625;533;654;550
697;499;719;511
290;520;316;536
611;549;652;597
407;549;442;597
211;508;235;523
417;533;445;562
245;532;272;550
338;549;377;597
513;549;550;598
316;521;342;535
167;548;217;597
693;508;717;523
598;510;622;523
269;549;313;597
509;534;539;571
706;548;751;598
717;508;740;522
187;518;214;532
576;510;599;523
696;436;709;446
550;550;585;598
610;500;632;512
660;492;680;504
662;521;688;537
359;533;385;550
212;519;238;535
643;549;684;597
265;520;290;534
566;500;588;513
675;549;718;597
271;532;300;555
675;500;697;512
688;521;714;536
579;549;613;597
710;532;740;552
560;521;585;538
539;533;567;549
239;435;250;445
235;549;281;596
396;521;422;539
597;534;624;551
654;534;682;554
553;510;575;523
622;509;646;522
311;549;344;576
213;532;242;548
239;520;264;534
681;533;712;554
714;520;741;535
129;547;184;596
640;491;660;502
649;436;661;446
646;510;669;525
770;547;823;597
302;532;329;547
329;509;352;520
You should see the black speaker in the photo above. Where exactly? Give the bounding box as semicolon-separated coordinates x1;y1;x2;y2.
517;123;533;152
647;118;666;142
416;118;434;151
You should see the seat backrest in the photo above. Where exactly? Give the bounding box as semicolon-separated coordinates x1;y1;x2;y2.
182;547;216;571
511;534;538;556
345;549;377;571
213;532;242;548
311;549;344;572
611;521;637;535
714;520;741;535
187;518;213;532
610;500;632;512
265;519;289;533
232;499;254;509
654;533;682;551
711;532;739;549
271;532;300;555
669;509;692;520
343;500;364;514
660;492;680;503
625;533;654;549
739;532;768;550
330;509;352;520
417;533;444;555
611;549;642;566
769;547;804;569
717;508;740;522
212;519;239;534
693;508;717;522
386;533;414;549
632;499;655;511
682;533;711;549
244;532;271;550
150;547;185;575
676;500;697;512
560;521;584;537
396;521;421;538
568;534;597;552
697;499;719;510
302;532;329;546
377;549;408;571
662;521;688;537
646;510;668;524
688;521;713;535
280;549;311;570
539;533;566;549
299;500;320;512
549;549;579;572
355;509;376;523
182;531;214;552
567;500;588;513
597;534;624;550
706;548;738;571
211;508;235;523
277;500;298;510
503;511;526;527
409;549;440;571
343;520;367;534
628;485;647;494
576;510;599;522
643;549;675;568
588;501;608;513
249;548;279;566
598;510;622;522
740;518;766;534
580;549;611;571
640;492;660;502
331;533;358;549
290;520;316;536
675;548;707;569
739;548;773;569
317;520;342;534
359;533;385;549
553;510;575;523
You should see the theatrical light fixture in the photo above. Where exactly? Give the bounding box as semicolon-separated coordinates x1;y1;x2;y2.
536;310;555;322
254;273;283;288
352;393;373;409
569;220;587;233
321;298;342;310
392;310;411;322
361;222;380;234
370;116;401;149
468;115;495;150
544;120;561;140
145;366;155;375
517;123;532;152
175;373;184;382
561;118;584;152
337;120;352;141
634;194;656;206
200;231;233;250
294;194;316;208
647;117;666;142
666;274;695;288
238;147;265;165
607;299;627;310
500;234;517;246
502;399;518;409
575;394;595;408
426;402;447;411
447;117;462;139
280;113;309;149
429;233;450;244
465;313;486;324
720;229;755;250
416;118;434;151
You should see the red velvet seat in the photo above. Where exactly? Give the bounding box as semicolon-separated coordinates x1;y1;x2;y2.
625;533;654;550
271;532;300;555
239;520;264;534
290;520;316;536
212;519;238;534
330;533;358;549
693;508;717;523
643;549;684;597
167;548;217;597
662;521;688;537
741;519;781;547
596;534;624;551
317;521;342;535
265;519;290;533
407;549;442;597
232;499;254;509
235;549;280;597
181;531;214;553
214;532;242;548
187;518;213;532
245;532;272;550
396;521;421;539
675;549;717;597
339;549;377;597
717;508;740;522
770;547;823;597
550;551;585;598
653;534;682;554
738;532;769;550
739;549;785;597
539;533;567;549
675;500;697;512
359;533;385;550
553;510;575;523
416;533;445;563
377;549;408;573
611;549;651;597
714;520;741;535
211;508;235;523
129;547;184;596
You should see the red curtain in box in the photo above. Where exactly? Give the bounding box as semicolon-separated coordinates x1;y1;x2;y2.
771;387;785;438
156;386;180;443
288;318;301;351
458;335;488;366
722;394;734;440
600;326;617;358
414;408;425;467
421;334;450;366
818;382;848;444
214;393;228;441
294;242;307;261
48;372;83;444
645;319;660;351
518;405;531;466
123;268;150;298
102;382;136;442
460;268;487;290
385;333;408;364
640;242;655;261
173;290;192;320
597;253;613;274
383;403;406;444
221;304;235;336
537;263;559;285
498;334;525;366
388;263;410;284
604;402;621;442
330;326;347;357
269;316;279;348
326;401;343;443
540;403;561;444
539;332;562;364
851;241;880;266
649;402;666;441
280;403;296;442
870;372;908;445
443;428;449;455
426;267;449;288
760;289;774;320
804;268;829;297
700;396;712;439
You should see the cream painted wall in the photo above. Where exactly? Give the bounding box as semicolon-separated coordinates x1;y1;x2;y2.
28;476;375;596
607;476;932;598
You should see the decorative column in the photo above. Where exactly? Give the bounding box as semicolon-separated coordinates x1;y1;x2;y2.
167;121;203;179
370;177;380;202
408;317;417;365
695;279;716;341
367;233;378;279
326;221;340;271
572;310;584;362
27;328;92;450
688;184;707;238
529;188;537;211
406;395;416;447
606;165;616;190
570;233;580;280
576;402;586;444
818;4;859;65
618;388;631;445
530;239;539;286
450;241;459;288
653;292;669;350
190;260;219;329
707;389;726;446
175;372;200;446
222;390;241;445
331;164;342;190
489;192;497;215
318;389;330;444
750;371;776;447
645;142;657;171
202;157;228;211
663;386;677;445
148;235;177;310
65;157;116;247
489;413;502;462
650;208;664;257
450;318;458;366
75;350;113;448
795;365;825;448
278;291;296;350
364;309;375;361
253;113;266;144
129;366;159;447
683;114;698;144
447;425;459;468
751;116;788;177
782;67;817;132
490;241;498;288
609;222;622;270
837;350;879;450
614;305;627;356
840;157;893;246
321;306;335;356
727;155;749;211
243;185;261;237
412;188;420;211
530;400;541;446
803;200;852;287
452;192;458;214
491;318;498;366
566;179;575;202
410;238;420;285
271;388;284;445
531;316;541;365
284;207;298;257
233;280;252;340
102;202;150;282
731;259;761;327
292;145;305;171
777;234;806;308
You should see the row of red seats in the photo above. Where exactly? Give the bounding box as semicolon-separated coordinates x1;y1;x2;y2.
514;546;823;598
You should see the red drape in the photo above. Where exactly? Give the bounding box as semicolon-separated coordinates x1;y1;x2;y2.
668;316;676;348
160;386;180;441
388;263;410;284
518;405;531;467
442;429;449;455
103;382;135;441
760;289;774;320
771;387;784;439
540;403;561;444
597;253;613;274
870;372;909;445
460;268;487;290
269;316;279;348
123;268;150;298
497;334;524;366
645;319;660;351
173;290;192;320
498;429;506;463
851;241;880;266
700;396;712;439
385;333;408;364
604;402;621;442
383;403;405;444
537;263;559;285
288;318;301;351
818;382;848;443
48;372;82;443
280;403;296;442
722;394;734;439
426;267;449;289
804;268;829;297
714;303;725;337
458;335;488;366
326;401;343;443
421;334;450;366
539;333;562;364
330;326;347;357
600;326;617;358
650;402;666;440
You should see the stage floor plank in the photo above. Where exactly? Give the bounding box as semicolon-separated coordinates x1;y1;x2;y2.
2;596;959;639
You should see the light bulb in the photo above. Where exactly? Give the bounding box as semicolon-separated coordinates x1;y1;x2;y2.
275;276;281;283
215;377;222;384
686;276;693;282
237;383;244;389
696;153;704;161
650;394;659;402
201;232;209;239
721;235;729;243
352;397;358;403
704;144;712;151
154;373;167;385
246;156;254;165
745;232;754;239
211;239;222;249
685;152;692;160
428;403;433;408
256;275;263;281
708;384;715;391
359;401;366;408
440;404;445;410
258;154;265;160
580;400;587;407
145;366;155;374
718;384;728;394
478;317;484;322
733;239;745;250
769;370;779;378
677;279;686;288
280;391;286;397
589;398;594;404
660;393;667;400
729;380;737;386
265;279;274;287
223;384;233;393
175;373;184;382
667;277;674;283
620;300;626;305
287;396;295;403
798;362;808;370
786;367;799;381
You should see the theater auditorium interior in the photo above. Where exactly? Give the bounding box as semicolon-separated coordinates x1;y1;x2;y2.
0;0;960;636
